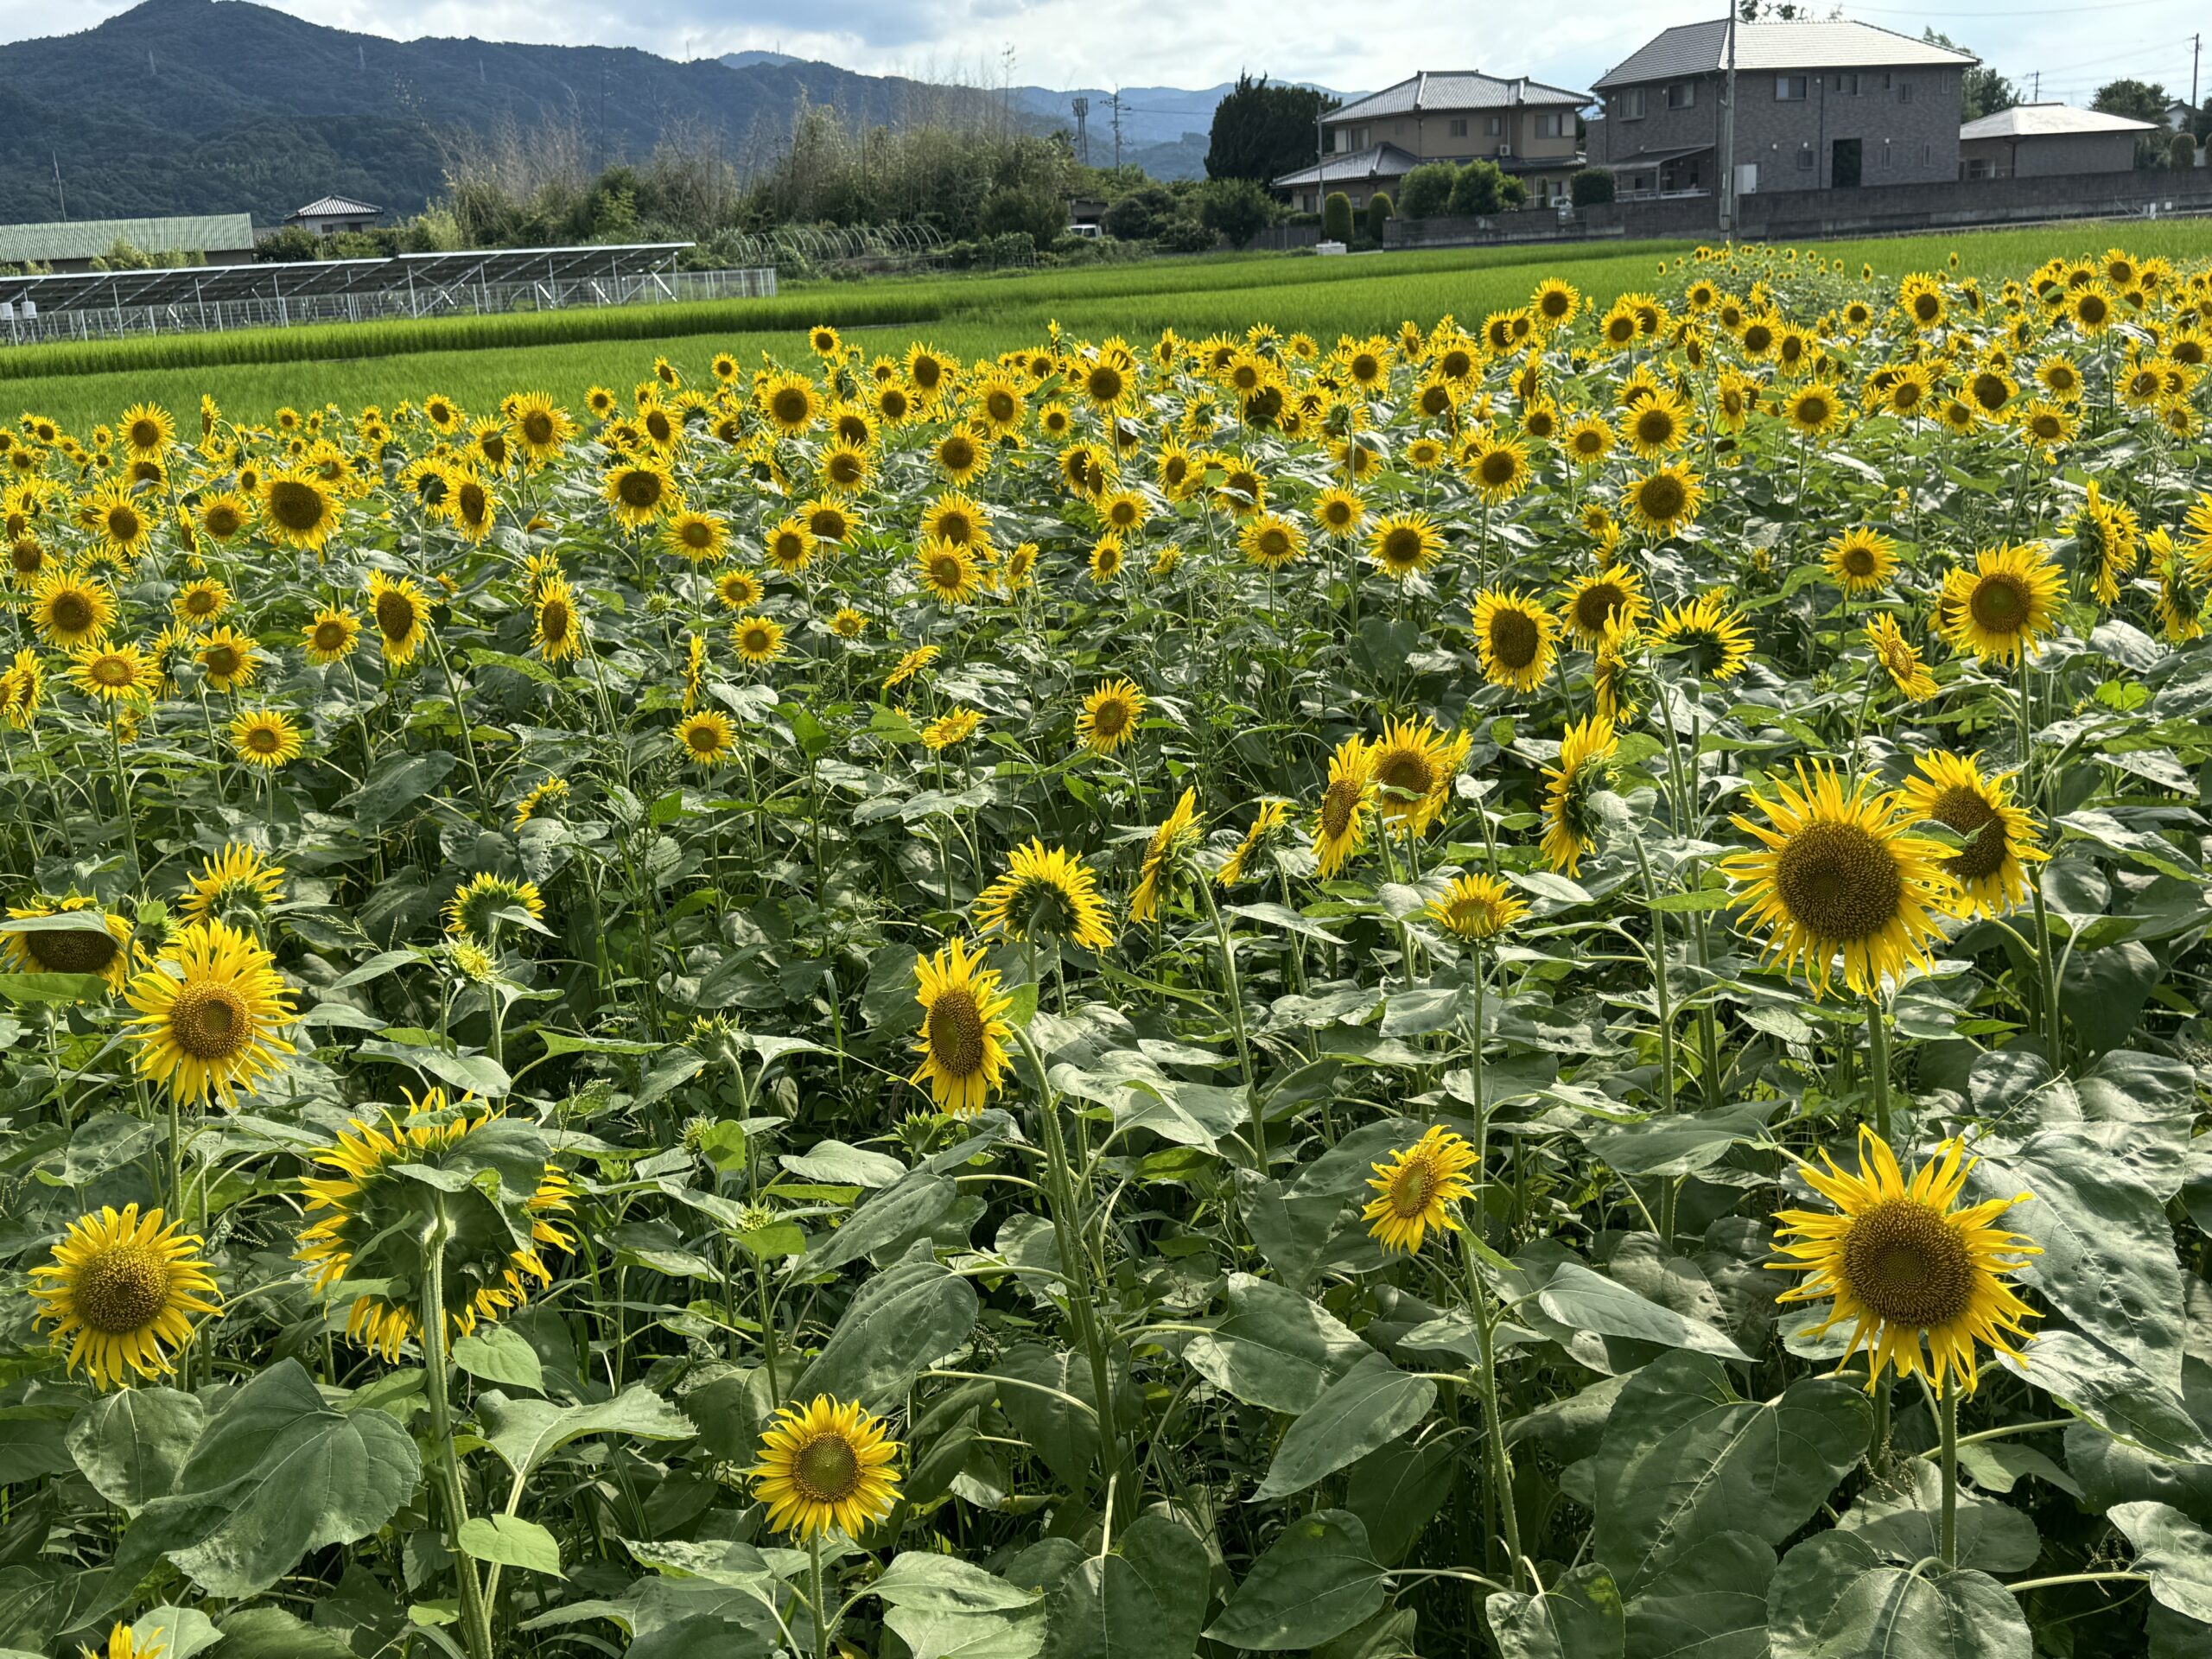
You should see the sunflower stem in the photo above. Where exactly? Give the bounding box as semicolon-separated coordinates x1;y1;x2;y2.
1457;1227;1525;1592
429;629;488;823
808;1533;830;1659
1013;1026;1129;1525
1194;877;1262;1173
1940;1370;1960;1570
420;1205;497;1659
1866;995;1892;1142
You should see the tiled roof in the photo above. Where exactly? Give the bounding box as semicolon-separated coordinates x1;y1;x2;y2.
289;195;382;220
1593;21;1974;90
1960;103;2157;140
0;213;256;264
1271;143;1423;188
1328;70;1587;124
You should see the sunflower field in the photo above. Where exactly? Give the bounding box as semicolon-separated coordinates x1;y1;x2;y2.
4;240;2212;1659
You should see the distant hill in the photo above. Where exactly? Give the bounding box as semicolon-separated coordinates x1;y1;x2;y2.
0;0;997;225
0;3;1357;224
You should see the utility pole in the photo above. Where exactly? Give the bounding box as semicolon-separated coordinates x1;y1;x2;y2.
1072;96;1089;165
2031;71;2038;101
1110;88;1122;171
1719;5;1738;234
2192;33;2200;117
51;150;66;219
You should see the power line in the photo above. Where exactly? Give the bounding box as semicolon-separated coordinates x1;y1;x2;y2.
1847;0;2177;16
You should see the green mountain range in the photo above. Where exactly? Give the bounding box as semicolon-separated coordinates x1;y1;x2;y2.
0;0;1014;226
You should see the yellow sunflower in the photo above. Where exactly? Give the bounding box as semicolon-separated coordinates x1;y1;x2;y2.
31;569;116;649
296;1090;575;1359
119;402;175;454
664;510;730;565
79;1623;166;1659
716;569;767;612
1896;752;2045;918
1428;872;1529;942
4;893;133;993
1624;464;1704;538
910;935;1014;1117
302;607;362;666
1366;512;1444;582
532;578;584;664
69;642;153;705
1943;543;2063;664
179;841;286;927
675;711;737;767
1471;588;1559;692
81;479;155;562
1541;715;1618;876
765;517;817;575
1865;614;1938;702
1772;1127;2037;1395
1077;677;1146;755
1312;733;1377;878
444;874;546;942
196;626;257;692
365;572;430;664
1558;564;1649;649
1129;787;1204;925
1652;594;1754;681
916;540;982;606
1824;527;1898;595
747;1395;903;1541
31;1205;218;1390
172;577;231;626
1238;512;1306;571
230;708;304;770
1362;1127;1480;1254
730;614;786;665
1720;762;1958;999
976;840;1116;953
1367;717;1471;837
258;467;341;552
603;458;678;528
124;920;297;1107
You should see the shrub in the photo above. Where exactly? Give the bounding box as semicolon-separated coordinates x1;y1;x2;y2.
2171;131;2201;171
1572;168;1617;207
1397;164;1455;219
1103;185;1179;242
1322;191;1354;244
1152;214;1218;255
1447;161;1505;218
1365;192;1394;244
1200;178;1281;250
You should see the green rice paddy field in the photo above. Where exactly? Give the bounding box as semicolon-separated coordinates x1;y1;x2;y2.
12;219;2212;423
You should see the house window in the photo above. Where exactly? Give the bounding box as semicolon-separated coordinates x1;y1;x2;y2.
1898;79;1914;103
1776;75;1808;101
1620;88;1647;119
1487;115;1503;135
1667;81;1695;109
1837;73;1861;95
1448;117;1468;137
1538;111;1567;137
1796;143;1814;170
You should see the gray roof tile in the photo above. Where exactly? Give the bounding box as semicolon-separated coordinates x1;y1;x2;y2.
1593;20;1974;90
1328;70;1587;124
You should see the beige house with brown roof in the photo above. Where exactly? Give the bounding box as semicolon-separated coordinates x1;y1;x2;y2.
1274;70;1589;211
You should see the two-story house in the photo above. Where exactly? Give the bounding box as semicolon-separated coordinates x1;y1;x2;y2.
1587;21;1974;199
1272;70;1589;213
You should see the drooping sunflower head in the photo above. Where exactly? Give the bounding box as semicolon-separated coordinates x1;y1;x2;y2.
1217;798;1294;888
1312;733;1377;880
296;1090;575;1359
31;1204;218;1390
1864;613;1937;702
1362;1127;1480;1255
1472;588;1559;693
1077;677;1146;755
1720;761;1960;1000
910;934;1015;1117
747;1395;902;1541
123;920;296;1107
1896;751;2045;918
1772;1127;2038;1394
1428;872;1529;944
4;893;133;993
179;841;286;929
976;840;1116;954
1129;787;1204;925
1652;594;1754;682
1540;715;1618;877
444;874;546;944
513;776;570;830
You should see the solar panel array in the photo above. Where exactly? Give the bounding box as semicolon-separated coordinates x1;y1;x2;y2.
0;243;696;320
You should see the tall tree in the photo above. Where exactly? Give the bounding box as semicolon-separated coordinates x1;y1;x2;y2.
2093;79;2169;124
1205;73;1336;184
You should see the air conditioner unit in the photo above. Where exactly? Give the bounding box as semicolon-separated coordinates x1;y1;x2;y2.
1498;144;1513;157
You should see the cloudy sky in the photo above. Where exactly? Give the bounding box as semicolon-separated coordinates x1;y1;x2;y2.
10;0;2208;107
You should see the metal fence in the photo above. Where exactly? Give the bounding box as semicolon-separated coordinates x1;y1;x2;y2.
0;264;778;346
